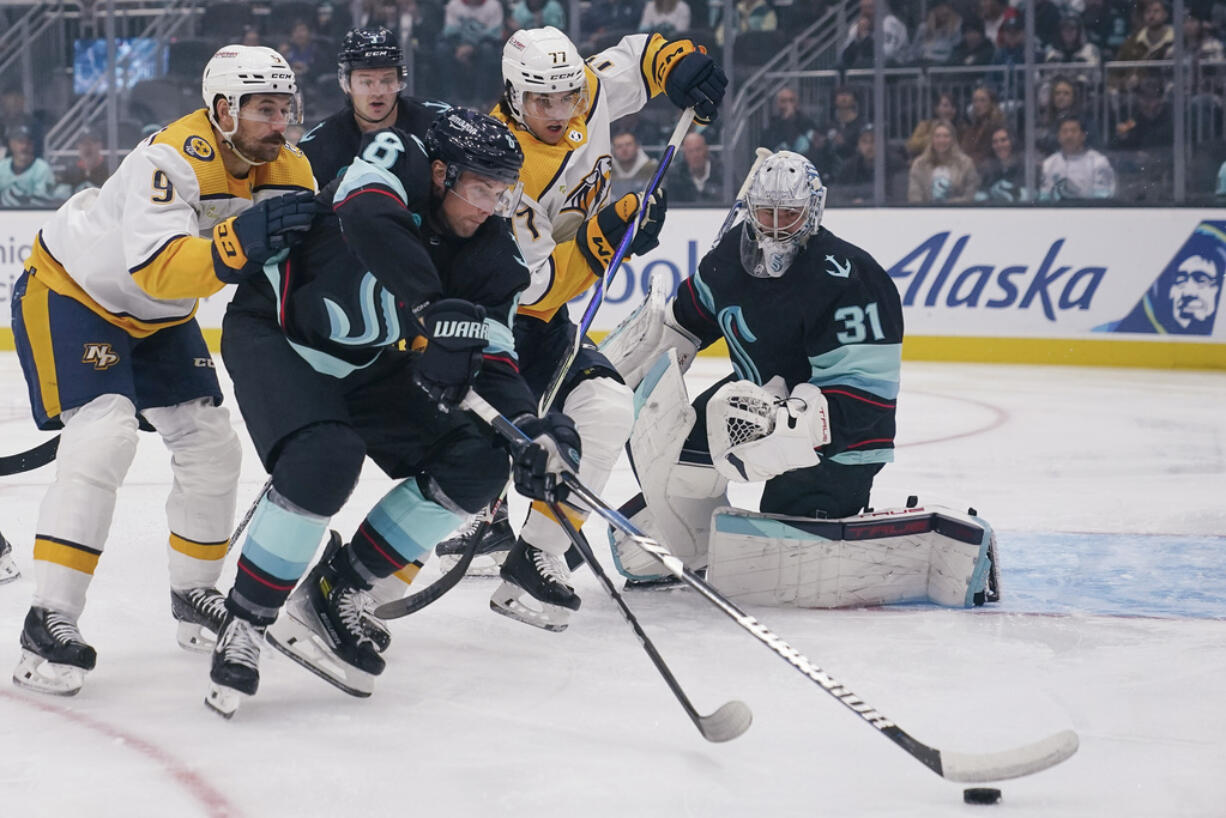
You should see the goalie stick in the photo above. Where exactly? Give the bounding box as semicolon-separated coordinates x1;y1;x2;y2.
459;389;1080;782
377;109;700;621
548;499;751;743
0;435;60;476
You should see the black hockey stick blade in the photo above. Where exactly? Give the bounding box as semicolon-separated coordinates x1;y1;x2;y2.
0;435;60;476
548;500;751;743
372;495;500;620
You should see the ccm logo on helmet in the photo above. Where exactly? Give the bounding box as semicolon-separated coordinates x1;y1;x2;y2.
433;320;488;340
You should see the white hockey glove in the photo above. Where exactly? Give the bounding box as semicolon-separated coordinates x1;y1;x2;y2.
707;377;831;483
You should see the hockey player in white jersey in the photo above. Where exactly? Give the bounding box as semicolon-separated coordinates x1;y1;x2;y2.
9;45;316;696
432;25;727;631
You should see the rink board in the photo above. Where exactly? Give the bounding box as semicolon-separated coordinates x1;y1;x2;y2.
2;207;1223;368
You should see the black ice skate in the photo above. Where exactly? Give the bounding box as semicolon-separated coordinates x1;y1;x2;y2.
206;612;266;719
490;538;581;632
171;587;227;653
266;547;386;697
317;531;391;652
434;502;515;576
0;531;18;584
12;606;97;696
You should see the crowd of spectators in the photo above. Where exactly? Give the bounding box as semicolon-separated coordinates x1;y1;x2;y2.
1;0;1224;206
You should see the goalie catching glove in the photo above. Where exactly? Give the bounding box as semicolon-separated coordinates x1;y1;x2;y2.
707;377;831;483
413;299;488;407
212;189;318;283
511;412;582;503
576;189;667;277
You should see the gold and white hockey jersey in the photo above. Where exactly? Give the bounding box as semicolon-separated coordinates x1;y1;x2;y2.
31;109;314;337
493;33;680;323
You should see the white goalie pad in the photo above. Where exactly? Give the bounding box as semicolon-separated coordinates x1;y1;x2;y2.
707;378;831;483
706;504;998;609
608;350;728;580
597;268;700;390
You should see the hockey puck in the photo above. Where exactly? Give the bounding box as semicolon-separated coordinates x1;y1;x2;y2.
963;787;1002;805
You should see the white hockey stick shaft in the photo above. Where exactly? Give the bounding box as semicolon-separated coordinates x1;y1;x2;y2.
459;389;1080;783
711;146;772;249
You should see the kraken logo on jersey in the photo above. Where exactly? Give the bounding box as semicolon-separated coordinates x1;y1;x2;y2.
184;135;214;162
717;306;762;384
82;343;120;370
1097;220;1226;336
825;255;851;278
560;155;613;218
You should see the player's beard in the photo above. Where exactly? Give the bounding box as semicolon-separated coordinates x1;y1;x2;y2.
231;131;285;165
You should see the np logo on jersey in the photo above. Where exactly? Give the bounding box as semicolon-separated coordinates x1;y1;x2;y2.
184;135;214;162
1097;220;1226;336
561;155;612;217
82;343;119;370
825;255;851;278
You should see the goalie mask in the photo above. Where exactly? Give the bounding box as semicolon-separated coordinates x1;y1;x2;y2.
740;151;826;279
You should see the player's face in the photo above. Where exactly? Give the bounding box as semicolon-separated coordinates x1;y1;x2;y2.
231;94;297;163
439;170;521;237
1169;261;1221;326
753;206;806;240
347;67;403;124
521;88;586;144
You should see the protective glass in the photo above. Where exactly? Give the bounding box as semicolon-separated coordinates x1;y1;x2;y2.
344;71;406;96
522;88;588;121
450;171;524;218
236;93;303;126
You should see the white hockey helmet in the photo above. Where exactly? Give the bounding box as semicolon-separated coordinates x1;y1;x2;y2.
201;45;302;139
501;26;588;128
741;150;827;278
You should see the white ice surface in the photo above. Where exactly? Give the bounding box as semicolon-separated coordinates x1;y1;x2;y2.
1;352;1224;818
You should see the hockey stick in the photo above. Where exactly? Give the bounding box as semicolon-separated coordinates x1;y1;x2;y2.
376;109;700;620
548;499;751;742
711;146;772;250
459;389;1080;782
536;106;696;414
0;435;60;476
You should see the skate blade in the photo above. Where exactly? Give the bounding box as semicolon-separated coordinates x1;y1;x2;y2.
205;682;246;719
436;552;506;577
176;621;217;653
266;615;375;698
489;583;571;633
11;650;85;696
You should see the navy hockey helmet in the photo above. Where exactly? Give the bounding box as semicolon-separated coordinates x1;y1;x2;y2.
425;108;524;188
337;26;406;90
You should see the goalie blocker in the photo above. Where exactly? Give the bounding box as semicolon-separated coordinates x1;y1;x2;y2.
705;503;999;609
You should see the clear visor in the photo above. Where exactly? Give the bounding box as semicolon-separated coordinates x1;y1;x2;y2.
522;87;588;121
449;170;524;218
749;203;808;241
236;93;304;126
343;72;407;96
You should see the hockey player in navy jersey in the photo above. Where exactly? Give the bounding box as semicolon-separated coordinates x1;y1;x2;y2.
206;109;581;716
603;150;905;586
297;25;450;186
430;25;727;632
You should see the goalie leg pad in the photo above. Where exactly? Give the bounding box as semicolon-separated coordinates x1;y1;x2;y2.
705;505;995;608
609;351;728;579
597;268;700;390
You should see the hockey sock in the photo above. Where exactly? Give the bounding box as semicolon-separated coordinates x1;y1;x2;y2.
348;478;464;585
229;488;328;625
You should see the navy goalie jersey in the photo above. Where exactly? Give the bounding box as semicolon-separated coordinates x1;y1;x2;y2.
672;223;903;465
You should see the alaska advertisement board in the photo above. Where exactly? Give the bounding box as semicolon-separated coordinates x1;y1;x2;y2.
1;208;1222;364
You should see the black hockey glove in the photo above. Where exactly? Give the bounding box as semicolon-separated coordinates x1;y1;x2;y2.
576;189;667;276
661;42;727;122
512;412;582;503
413;299;488;407
213;189;318;283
